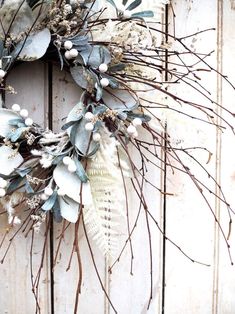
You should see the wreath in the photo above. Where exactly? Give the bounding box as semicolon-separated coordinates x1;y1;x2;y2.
0;0;234;312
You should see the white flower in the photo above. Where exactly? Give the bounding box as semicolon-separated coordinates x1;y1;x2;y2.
40;154;53;168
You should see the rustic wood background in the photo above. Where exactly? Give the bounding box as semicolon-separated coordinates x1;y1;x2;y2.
1;0;235;313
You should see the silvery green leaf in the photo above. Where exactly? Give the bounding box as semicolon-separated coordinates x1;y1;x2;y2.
42;191;57;211
94;105;107;115
25;181;34;194
17;28;51;61
93;120;102;133
131;10;154;18
80;46;111;69
0;1;34;37
61;118;82;131
8;127;28;142
122;0;128;5
109;63;126;72
59;196;80;223
127;112;151;122
73;119;97;156
0;109;20;137
96;84;103;101
53;164;93;205
0;146;24;176
71;66;96;90
7;176;25;194
52;198;63;223
102;89;139;110
15;167;31;177
8;119;25;126
74;158;88;183
126;0;142;11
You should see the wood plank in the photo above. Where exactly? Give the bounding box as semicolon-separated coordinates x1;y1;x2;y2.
0;62;51;314
216;1;235;312
52;65;107;314
164;1;219;313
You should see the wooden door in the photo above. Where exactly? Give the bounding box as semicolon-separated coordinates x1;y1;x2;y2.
1;1;235;313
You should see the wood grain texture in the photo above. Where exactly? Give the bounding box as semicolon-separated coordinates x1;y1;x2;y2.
0;62;51;314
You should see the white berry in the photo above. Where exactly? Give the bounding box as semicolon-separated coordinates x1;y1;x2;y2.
0;178;7;189
57;188;66;196
68;162;77;173
25;118;33;126
20;109;29;118
41;193;49;201
127;125;137;135
64;40;73;50
99;63;108;73
85;122;94;131
100;78;109;88
132;117;142;127
44;187;54;196
0;188;6;197
69;48;78;58
0;69;6;79
65;50;72;60
93;133;101;142
12;104;21;112
132;131;138;138
123;10;132;19
63;156;72;165
84;112;94;121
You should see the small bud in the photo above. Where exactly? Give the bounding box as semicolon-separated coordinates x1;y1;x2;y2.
127;125;137;135
68;162;77;173
41;193;49;201
44;187;54;196
99;63;108;73
63;156;72;166
20;109;29;118
93;132;101;142
84;112;94;121
65;50;72;60
64;40;73;50
132;117;142;127
25;118;33;126
69;48;78;58
85;122;94;131
100;78;109;88
0;178;7;189
12;104;21;112
0;69;6;79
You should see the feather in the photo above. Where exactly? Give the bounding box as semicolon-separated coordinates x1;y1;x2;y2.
84;127;129;257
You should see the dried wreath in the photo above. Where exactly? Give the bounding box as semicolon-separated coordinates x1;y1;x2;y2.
0;0;234;312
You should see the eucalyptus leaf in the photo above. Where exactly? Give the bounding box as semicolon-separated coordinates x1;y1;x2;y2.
0;146;24;176
59;196;80;223
71;66;96;90
74;158;88;183
127;112;151;122
8;127;28;142
102;89;138;110
126;0;142;11
109;63;126;72
0;109;20;137
53;164;93;205
131;10;154;18
42;191;57;211
17;28;51;61
7;176;25;194
61;118;82;131
80;45;111;69
52;198;63;223
106;0;116;8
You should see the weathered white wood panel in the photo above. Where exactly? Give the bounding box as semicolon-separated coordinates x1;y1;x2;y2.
0;62;51;314
164;1;235;314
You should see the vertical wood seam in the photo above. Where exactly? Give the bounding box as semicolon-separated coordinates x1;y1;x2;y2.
212;1;223;313
161;4;169;314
